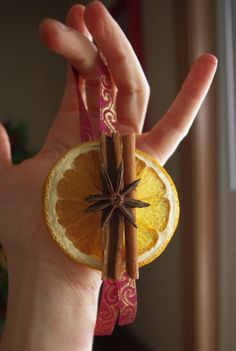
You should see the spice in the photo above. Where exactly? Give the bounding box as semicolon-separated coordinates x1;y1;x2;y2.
123;134;139;279
85;165;147;229
85;133;149;279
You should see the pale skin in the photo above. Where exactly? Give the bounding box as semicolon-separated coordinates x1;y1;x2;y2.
0;2;217;351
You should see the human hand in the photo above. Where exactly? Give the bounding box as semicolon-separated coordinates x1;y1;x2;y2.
39;1;217;164
0;2;217;350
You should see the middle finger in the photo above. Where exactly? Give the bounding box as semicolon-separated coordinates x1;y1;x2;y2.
84;1;150;133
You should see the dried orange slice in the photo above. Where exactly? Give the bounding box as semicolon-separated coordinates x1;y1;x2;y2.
43;141;179;270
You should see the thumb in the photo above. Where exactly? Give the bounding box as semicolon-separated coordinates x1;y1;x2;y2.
0;123;12;170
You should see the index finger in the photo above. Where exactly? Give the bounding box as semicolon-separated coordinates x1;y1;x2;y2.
140;54;218;165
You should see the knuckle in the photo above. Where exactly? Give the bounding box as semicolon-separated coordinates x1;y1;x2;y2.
164;112;188;137
119;79;150;99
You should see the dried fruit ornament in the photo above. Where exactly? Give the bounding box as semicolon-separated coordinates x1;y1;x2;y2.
43;62;179;335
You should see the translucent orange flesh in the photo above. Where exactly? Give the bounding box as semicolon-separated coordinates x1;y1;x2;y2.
55;150;170;259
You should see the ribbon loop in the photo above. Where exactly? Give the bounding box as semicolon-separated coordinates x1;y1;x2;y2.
72;63;137;336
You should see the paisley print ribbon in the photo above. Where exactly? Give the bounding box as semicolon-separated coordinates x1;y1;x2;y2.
99;65;117;135
94;274;137;335
94;279;119;335
117;274;137;326
72;60;137;336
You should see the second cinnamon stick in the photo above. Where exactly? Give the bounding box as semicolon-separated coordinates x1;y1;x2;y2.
100;133;124;280
122;133;139;279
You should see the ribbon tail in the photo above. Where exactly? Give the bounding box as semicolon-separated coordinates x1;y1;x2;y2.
118;273;137;326
95;274;137;335
94;280;119;336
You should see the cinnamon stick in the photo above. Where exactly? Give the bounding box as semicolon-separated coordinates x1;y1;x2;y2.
100;133;124;280
122;133;139;279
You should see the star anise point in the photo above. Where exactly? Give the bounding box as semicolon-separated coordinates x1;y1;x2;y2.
85;164;149;228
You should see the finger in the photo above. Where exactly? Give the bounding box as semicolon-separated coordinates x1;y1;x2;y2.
84;1;150;133
139;54;217;165
66;4;100;135
39;19;83;154
62;4;90;115
39;15;102;153
66;4;91;38
0;123;12;170
39;19;101;82
39;17;103;151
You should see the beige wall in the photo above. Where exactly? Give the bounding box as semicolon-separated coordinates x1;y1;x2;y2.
130;1;184;350
0;2;69;150
217;0;236;348
218;81;236;351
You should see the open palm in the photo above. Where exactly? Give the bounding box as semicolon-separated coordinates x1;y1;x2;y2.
0;2;217;290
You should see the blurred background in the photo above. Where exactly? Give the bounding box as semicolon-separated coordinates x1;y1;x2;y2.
0;0;235;350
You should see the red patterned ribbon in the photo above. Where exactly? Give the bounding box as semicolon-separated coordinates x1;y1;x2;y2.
117;274;137;326
99;65;117;135
72;62;137;336
94;279;119;335
94;274;137;335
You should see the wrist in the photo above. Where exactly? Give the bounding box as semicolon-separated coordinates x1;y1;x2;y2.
0;254;101;351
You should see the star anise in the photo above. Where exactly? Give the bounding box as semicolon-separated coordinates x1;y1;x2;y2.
85;164;150;229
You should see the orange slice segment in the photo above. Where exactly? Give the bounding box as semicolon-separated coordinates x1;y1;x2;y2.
43;141;179;270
